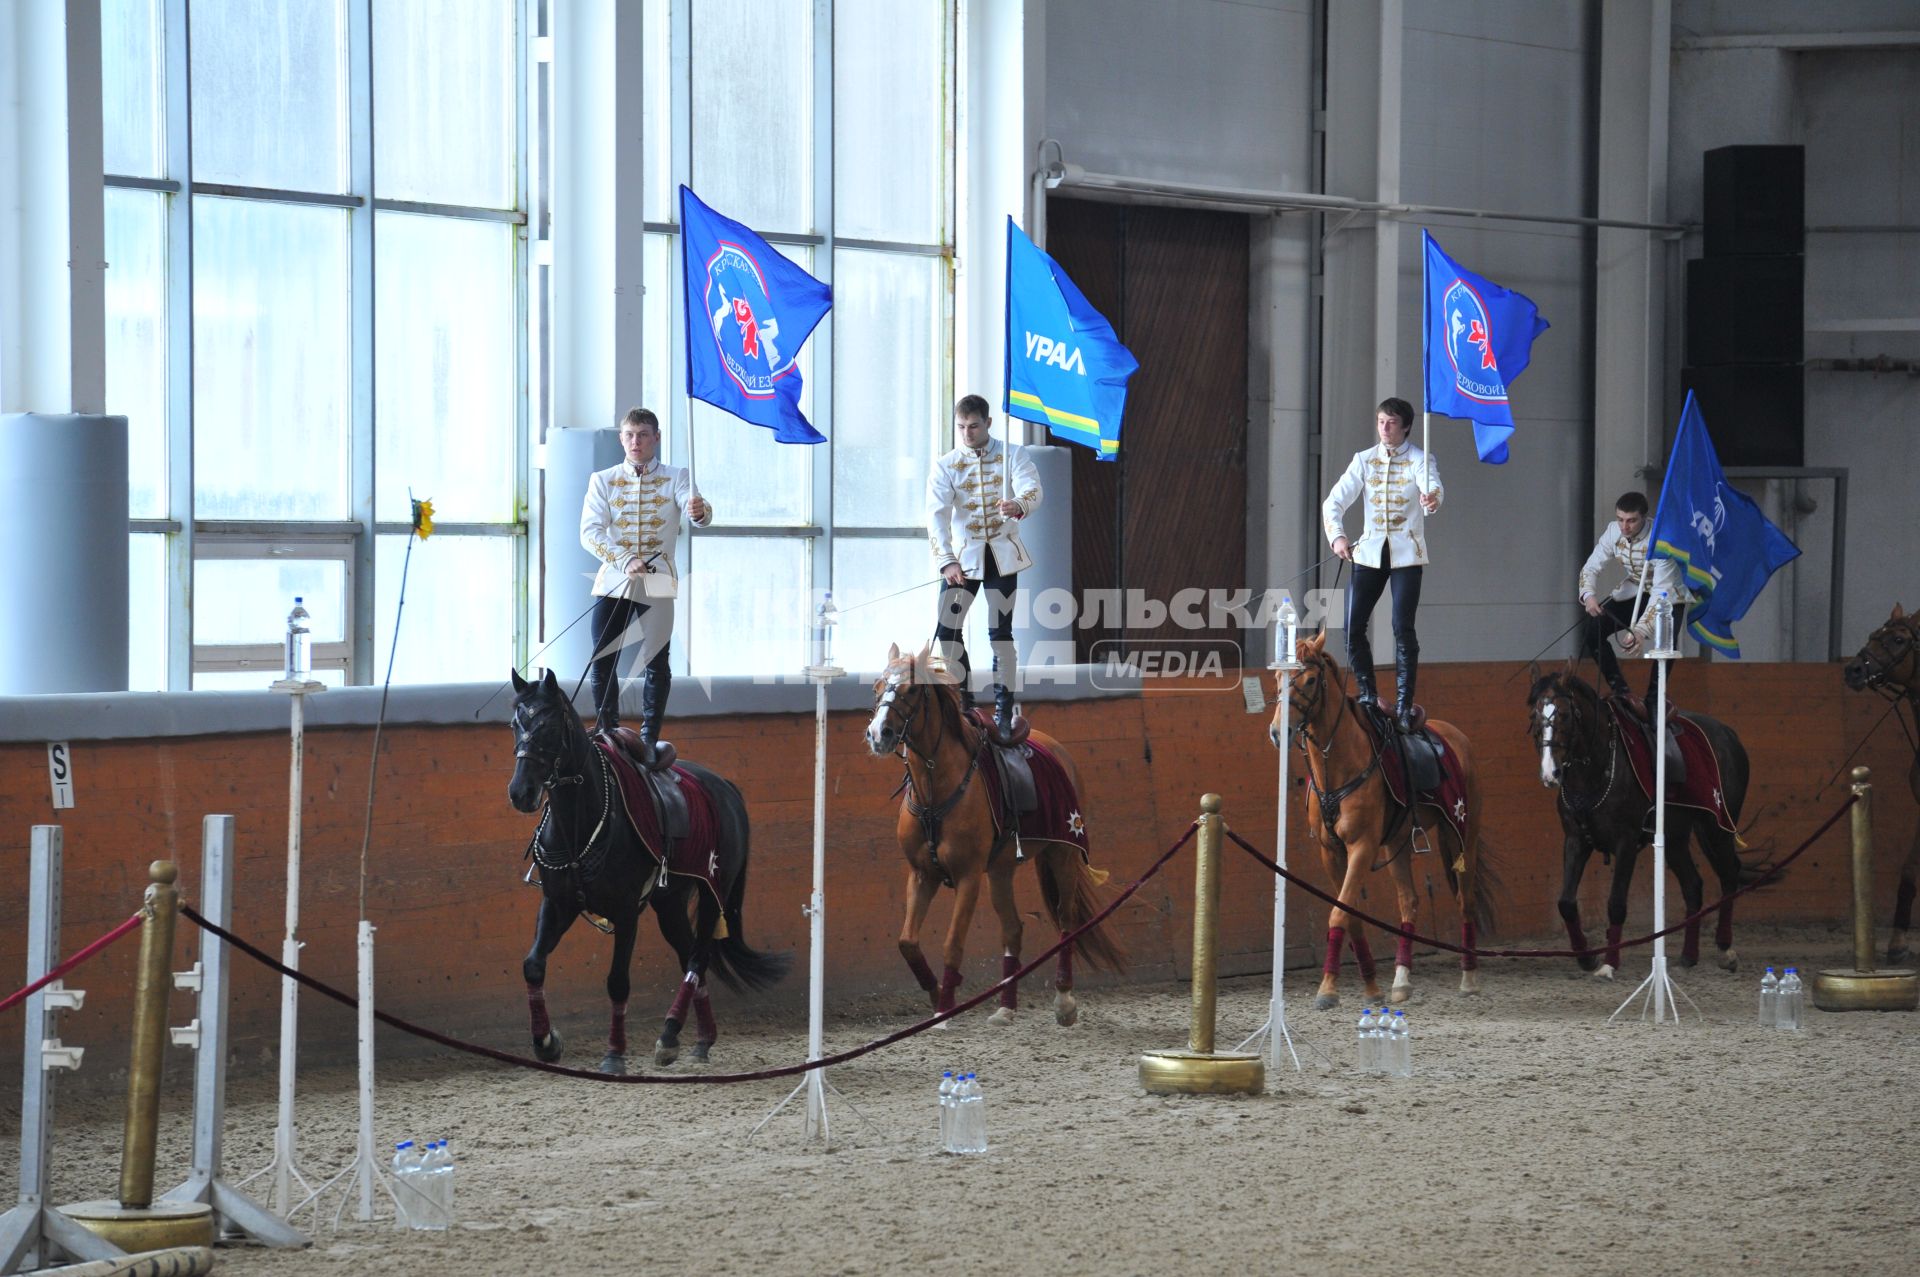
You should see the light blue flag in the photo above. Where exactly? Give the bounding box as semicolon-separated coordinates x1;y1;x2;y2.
1649;392;1802;658
1003;218;1139;461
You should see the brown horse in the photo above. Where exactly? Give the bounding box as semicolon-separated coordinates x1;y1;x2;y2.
1267;633;1496;1008
864;643;1124;1024
1842;602;1920;963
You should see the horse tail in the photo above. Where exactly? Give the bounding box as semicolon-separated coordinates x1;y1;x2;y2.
702;773;792;995
1036;844;1127;974
1451;836;1502;940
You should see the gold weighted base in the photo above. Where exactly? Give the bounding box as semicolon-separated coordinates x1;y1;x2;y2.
1139;1049;1266;1095
1810;967;1920;1012
56;1201;215;1252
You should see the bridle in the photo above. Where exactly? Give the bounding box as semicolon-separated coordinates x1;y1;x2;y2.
874;662;985;886
872;664;948;771
1531;678;1622;825
1853;617;1920;697
513;704;614;882
1290;650;1393;838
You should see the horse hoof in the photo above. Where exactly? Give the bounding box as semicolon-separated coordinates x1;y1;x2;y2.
1594;964;1616;982
1458;973;1482;996
690;1041;713;1062
1576;956;1601;974
1054;993;1078;1026
1388;986;1412;1005
599;1052;627;1076
533;1030;564;1063
653;1038;679;1067
1717;948;1739;973
1314;993;1340;1011
987;1006;1016;1026
1677;954;1699;969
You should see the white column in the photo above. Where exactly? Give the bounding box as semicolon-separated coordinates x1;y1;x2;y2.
0;0;106;415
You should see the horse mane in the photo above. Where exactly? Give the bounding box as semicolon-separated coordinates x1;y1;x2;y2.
918;666;984;752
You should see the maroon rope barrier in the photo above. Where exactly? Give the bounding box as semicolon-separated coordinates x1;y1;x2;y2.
1224;792;1858;961
180;821;1199;1085
0;910;146;1016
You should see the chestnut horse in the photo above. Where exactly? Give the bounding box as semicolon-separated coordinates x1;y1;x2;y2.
1268;633;1496;1008
864;643;1124;1024
1842;602;1920;962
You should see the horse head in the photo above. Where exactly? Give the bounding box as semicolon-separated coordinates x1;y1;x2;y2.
866;641;944;757
1526;662;1600;790
1844;602;1917;695
507;667;588;812
1270;631;1344;748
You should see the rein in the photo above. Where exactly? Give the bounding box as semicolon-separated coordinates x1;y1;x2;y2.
1292;654;1397;844
878;672;987;887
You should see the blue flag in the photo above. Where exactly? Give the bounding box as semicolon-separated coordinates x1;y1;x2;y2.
1003;218;1139;461
1422;229;1550;464
1649;392;1802;658
680;185;832;444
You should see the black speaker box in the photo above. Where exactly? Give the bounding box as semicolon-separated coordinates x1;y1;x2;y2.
1685;254;1803;366
1703;145;1804;257
1680;364;1804;468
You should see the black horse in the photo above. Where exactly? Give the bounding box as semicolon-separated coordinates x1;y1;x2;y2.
1842;602;1920;962
506;668;788;1072
1526;665;1765;976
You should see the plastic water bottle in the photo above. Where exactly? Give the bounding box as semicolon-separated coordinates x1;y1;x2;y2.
1758;966;1779;1027
1777;968;1804;1031
390;1140;424;1230
1388;1010;1412;1077
1648;590;1673;653
285;597;311;681
938;1071;957;1151
418;1141;451;1230
956;1073;987;1154
1356;1009;1378;1074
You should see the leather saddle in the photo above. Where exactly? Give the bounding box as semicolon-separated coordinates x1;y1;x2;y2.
967;709;1039;820
604;727;690;844
1607;696;1687;785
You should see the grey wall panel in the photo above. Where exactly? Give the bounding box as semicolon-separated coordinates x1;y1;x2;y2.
0;413;128;693
538;425;626;684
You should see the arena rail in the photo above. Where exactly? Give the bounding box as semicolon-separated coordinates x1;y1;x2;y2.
0;911;145;1017
178;821;1200;1086
1222;791;1860;961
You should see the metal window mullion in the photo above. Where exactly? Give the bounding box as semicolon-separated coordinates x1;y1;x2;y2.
348;0;375;683
188;182;364;208
370;196;526;223
515;0;534;672
105;173;181;192
812;0;834;607
164;0;193;691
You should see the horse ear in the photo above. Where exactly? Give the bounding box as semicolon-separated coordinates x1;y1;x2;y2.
510;668;529;694
540;667;559;694
1894;602;1907;621
887;641;901;663
1527;659;1541;687
1305;631;1326;656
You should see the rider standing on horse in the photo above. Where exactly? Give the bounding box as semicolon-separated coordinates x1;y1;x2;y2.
1577;490;1690;714
1324;396;1443;733
580;407;712;758
927;393;1041;737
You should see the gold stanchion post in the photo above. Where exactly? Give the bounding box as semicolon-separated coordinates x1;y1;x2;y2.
1140;796;1265;1095
60;863;215;1250
1811;769;1918;1011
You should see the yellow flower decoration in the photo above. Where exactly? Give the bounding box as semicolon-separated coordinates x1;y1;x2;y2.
410;496;435;540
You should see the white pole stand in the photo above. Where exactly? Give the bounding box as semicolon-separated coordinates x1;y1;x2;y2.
298;921;403;1232
240;681;324;1213
160;815;308;1247
1234;658;1329;1074
1610;650;1700;1025
751;664;863;1146
0;827;125;1275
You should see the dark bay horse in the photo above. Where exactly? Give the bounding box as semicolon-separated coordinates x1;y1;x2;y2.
506;668;788;1072
864;643;1124;1024
1268;633;1496;1008
1526;664;1762;977
1842;602;1920;962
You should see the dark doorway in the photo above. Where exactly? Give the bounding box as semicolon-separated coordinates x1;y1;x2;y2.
1043;198;1250;665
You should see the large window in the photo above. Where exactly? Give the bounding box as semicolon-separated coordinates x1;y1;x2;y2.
622;0;953;677
104;0;526;689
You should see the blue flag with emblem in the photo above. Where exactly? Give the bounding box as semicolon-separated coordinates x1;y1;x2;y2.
1421;229;1551;465
680;185;832;444
1649;392;1802;659
1003;218;1139;461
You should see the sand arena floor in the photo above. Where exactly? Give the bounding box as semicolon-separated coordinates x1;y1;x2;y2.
7;921;1916;1277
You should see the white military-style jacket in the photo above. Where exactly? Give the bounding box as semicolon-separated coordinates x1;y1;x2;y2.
927;438;1042;578
580;460;711;598
1579;521;1690;637
1322;440;1444;569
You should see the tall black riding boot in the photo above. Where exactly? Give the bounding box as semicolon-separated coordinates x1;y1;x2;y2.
639;664;672;762
1352;665;1378;710
1394;645;1419;734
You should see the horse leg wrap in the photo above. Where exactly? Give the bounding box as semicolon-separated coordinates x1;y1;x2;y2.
1054;939;1075;993
1896;877;1917;932
1460;920;1479;972
1348;928;1377;982
1323;926;1346;977
693;984;717;1045
1604;924;1623;970
1395;925;1415;971
666;973;698;1027
527;983;551;1039
1557;901;1588;954
937;966;963;1014
1715;898;1735;952
904;950;939;993
608;999;628;1055
999;955;1020;1010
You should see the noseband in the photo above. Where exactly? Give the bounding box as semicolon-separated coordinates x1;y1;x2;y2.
514;712;614;883
1856;618;1920;692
